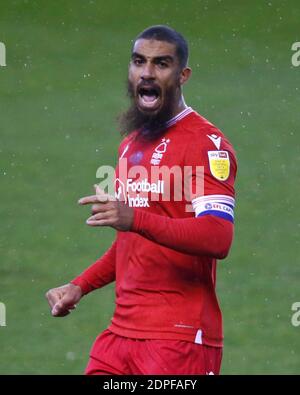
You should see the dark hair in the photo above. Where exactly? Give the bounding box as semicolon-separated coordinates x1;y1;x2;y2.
134;25;189;68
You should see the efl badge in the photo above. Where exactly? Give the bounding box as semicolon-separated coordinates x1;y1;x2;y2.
208;151;230;181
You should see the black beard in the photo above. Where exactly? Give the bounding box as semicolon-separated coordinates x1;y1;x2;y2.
118;80;180;141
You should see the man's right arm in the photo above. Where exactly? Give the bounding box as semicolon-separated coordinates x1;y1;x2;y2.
70;240;117;295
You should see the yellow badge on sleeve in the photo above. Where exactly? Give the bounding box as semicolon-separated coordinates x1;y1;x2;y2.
208;151;230;181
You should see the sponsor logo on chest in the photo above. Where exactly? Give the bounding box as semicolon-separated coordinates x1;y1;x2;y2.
115;177;164;207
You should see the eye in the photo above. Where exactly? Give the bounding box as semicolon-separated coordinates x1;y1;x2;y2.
133;58;144;66
157;61;168;68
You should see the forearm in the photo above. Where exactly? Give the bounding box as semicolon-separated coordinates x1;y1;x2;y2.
131;210;233;259
71;241;117;295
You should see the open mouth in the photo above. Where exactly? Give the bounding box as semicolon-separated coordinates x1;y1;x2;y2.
137;86;161;110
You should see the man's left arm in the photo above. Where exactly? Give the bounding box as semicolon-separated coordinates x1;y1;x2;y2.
80;132;237;259
81;178;236;260
130;209;233;259
81;197;233;259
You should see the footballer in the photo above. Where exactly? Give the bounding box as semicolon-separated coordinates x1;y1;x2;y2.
46;25;237;375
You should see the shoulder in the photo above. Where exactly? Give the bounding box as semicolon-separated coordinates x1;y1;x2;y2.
181;111;237;198
179;111;237;177
181;111;235;154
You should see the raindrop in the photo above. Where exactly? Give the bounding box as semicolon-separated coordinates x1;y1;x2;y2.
66;352;76;361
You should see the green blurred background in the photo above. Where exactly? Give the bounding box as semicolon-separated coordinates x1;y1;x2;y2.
0;0;299;374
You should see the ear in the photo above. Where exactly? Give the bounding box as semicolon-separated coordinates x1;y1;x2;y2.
179;67;192;85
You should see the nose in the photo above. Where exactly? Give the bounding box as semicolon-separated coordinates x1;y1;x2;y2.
141;62;155;81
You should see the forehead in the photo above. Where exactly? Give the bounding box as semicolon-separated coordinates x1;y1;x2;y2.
132;39;177;59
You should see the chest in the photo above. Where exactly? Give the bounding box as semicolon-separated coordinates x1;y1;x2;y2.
115;135;189;210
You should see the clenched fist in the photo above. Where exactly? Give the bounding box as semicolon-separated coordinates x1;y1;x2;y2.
45;283;82;317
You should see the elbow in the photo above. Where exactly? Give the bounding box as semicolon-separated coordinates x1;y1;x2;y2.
201;237;232;260
215;243;231;260
211;224;234;260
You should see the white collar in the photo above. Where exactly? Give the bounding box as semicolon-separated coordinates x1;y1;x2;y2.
165;107;194;128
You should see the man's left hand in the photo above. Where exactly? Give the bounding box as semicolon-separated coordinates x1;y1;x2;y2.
78;185;134;231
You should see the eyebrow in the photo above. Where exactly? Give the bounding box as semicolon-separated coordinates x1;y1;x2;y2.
131;52;175;63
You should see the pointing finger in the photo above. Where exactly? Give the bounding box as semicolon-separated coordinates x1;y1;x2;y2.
78;194;111;205
78;195;99;205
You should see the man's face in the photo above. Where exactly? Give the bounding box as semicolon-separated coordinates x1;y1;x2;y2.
128;39;181;115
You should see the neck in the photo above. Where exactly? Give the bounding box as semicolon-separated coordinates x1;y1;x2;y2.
171;95;188;118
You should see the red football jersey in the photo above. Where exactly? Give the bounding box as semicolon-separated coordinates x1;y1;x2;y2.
72;107;237;347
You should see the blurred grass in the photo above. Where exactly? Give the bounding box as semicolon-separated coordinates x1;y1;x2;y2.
0;0;300;374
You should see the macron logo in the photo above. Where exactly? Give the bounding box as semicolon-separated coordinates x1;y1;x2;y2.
207;134;221;150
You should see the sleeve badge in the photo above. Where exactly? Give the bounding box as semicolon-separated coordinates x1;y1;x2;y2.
208;151;230;181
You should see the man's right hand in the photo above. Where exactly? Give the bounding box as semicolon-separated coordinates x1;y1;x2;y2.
45;283;83;317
